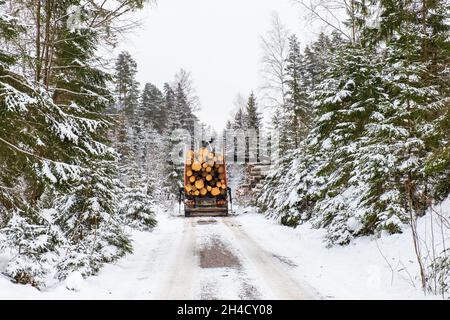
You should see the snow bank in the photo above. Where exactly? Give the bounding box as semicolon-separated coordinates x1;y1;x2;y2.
65;271;84;291
236;197;449;299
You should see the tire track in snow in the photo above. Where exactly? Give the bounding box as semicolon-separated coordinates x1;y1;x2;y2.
195;218;263;300
222;218;318;300
155;218;198;299
130;218;185;299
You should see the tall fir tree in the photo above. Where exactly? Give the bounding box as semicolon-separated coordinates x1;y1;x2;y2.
245;92;262;162
140;82;165;133
233;108;245;130
280;34;312;150
245;92;262;131
118;126;157;231
51;3;134;279
162;83;184;197
55;159;132;279
0;0;143;286
114;51;140;115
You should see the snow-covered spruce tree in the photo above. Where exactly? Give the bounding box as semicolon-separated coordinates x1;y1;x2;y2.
257;150;299;221
284;34;312;149
161;83;185;198
302;32;341;97
310;32;332;75
414;0;449;204
117;116;157;231
50;10;139;278
257;138;327;227
373;0;449;293
307;43;403;245
245;92;262;131
112;52;158;230
0;1;136;285
245;92;262;162
113;52;140;182
138;83;167;201
142;126;167;201
259;42;390;245
114;51;140;115
0;10;87;286
176;82;195;136
0;208;65;287
140;82;166;133
118;156;157;231
257;33;335;229
233;107;246;130
55;159;132;279
0;6;24;227
262;1;448;251
359;0;449;225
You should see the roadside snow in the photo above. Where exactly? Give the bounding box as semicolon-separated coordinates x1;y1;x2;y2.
234;197;450;300
0;212;183;299
65;271;83;291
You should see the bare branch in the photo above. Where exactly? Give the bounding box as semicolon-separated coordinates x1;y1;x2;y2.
292;0;351;41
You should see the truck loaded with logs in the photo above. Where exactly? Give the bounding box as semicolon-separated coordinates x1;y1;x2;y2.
179;140;232;216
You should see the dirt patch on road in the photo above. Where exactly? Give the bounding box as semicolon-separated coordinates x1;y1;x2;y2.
200;237;241;269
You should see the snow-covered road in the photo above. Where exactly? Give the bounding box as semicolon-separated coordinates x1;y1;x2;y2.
1;205;446;299
0;213;319;299
150;216;318;299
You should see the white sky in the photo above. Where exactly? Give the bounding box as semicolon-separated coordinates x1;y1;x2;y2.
116;0;325;131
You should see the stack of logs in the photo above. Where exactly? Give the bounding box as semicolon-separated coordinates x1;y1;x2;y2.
184;148;227;197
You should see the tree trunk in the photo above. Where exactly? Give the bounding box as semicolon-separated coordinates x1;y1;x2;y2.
35;0;41;83
42;0;53;89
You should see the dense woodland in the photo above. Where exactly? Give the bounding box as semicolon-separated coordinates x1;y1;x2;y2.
0;0;448;296
251;1;449;294
0;0;202;286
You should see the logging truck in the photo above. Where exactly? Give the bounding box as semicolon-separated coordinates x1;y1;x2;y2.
179;142;231;217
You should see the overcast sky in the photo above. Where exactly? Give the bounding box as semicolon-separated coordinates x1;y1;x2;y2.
116;0;325;131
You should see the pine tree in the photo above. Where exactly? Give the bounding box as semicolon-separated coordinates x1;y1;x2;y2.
0;0;146;286
302;45;317;91
51;6;136;278
118;137;157;231
0;4;107;284
281;34;312;150
258;1;449;252
55;159;132;279
114;51;140;115
233;108;245;130
113;52;139;183
245;92;262;162
245;92;262;131
140;82;165;133
176;82;195;135
162;83;184;197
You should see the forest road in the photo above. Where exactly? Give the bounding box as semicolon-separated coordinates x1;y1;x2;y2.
154;215;319;300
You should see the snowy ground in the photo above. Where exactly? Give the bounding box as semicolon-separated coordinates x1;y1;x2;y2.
1;199;448;299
